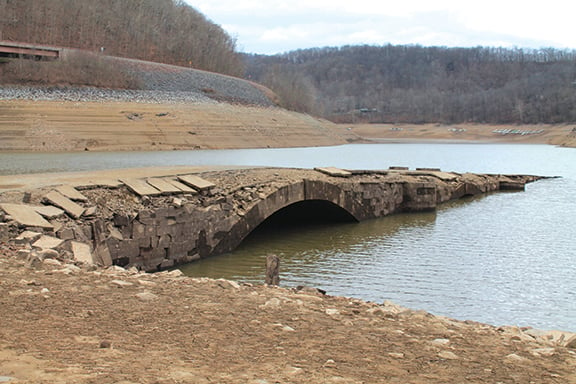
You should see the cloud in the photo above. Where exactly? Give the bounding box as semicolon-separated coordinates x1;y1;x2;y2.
187;0;575;54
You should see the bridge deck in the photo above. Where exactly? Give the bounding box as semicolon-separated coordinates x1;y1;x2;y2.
0;41;60;60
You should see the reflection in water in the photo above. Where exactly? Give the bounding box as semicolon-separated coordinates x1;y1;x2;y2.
180;209;438;289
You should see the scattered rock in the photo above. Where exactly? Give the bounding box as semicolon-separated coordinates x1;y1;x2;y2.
16;249;31;259
284;366;303;376
43;258;63;267
39;248;60;260
325;308;340;316
432;338;451;346
99;340;112;349
110;280;134;288
531;348;556;357
323;359;337;368
26;254;44;269
504;353;529;364
136;291;159;302
438;351;459;360
15;230;43;244
261;298;281;309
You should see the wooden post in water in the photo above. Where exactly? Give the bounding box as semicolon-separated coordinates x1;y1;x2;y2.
265;254;280;286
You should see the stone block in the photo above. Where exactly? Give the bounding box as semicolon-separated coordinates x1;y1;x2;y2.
113;213;131;227
71;241;94;264
44;191;85;219
121;178;162;197
83;206;98;217
56;185;88;201
107;224;124;240
57;228;76;240
0;223;10;242
165;179;197;194
119;240;140;259
32;235;64;250
177;175;216;192
33;205;65;219
0;203;54;229
315;167;352;178
15;230;43;244
146;178;182;195
93;243;113;267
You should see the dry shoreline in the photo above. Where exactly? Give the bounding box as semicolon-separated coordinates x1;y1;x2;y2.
1;99;575;153
348;123;576;148
1;243;575;384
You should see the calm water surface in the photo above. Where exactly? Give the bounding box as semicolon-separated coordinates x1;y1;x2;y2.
2;144;575;331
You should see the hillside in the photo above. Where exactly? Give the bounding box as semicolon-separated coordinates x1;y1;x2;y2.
245;45;576;124
0;0;243;76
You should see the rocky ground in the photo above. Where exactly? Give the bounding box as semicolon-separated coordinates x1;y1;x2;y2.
0;241;575;384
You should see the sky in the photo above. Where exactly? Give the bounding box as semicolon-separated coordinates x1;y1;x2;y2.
186;0;574;55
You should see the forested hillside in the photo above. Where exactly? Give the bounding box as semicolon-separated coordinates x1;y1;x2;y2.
245;45;576;124
0;0;243;77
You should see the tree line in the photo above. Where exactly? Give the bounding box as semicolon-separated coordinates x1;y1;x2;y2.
244;45;576;124
0;0;243;77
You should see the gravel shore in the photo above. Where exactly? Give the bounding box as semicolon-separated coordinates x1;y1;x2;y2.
0;86;216;104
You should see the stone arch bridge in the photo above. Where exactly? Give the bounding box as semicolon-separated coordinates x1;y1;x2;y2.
0;167;539;271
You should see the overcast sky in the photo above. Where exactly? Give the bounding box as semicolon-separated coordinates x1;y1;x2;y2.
187;0;574;55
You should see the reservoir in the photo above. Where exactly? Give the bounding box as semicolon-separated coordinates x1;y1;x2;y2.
1;143;575;331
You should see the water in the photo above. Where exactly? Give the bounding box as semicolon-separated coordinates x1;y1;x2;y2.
2;143;575;331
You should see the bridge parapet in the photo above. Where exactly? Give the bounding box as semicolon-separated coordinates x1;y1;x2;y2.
0;167;543;271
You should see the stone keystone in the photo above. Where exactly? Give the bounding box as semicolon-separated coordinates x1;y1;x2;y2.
0;203;54;229
44;191;85;219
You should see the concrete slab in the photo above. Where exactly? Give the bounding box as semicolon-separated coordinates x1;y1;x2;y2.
33;235;64;250
146;178;182;194
430;171;458;181
44;191;85;219
33;205;65;219
177;175;216;191
0;203;54;229
165;179;197;194
71;241;94;264
56;184;89;201
315;167;352;178
121;178;162;196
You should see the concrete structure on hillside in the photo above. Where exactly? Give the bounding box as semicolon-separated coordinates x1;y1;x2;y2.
0;167;539;271
0;41;60;61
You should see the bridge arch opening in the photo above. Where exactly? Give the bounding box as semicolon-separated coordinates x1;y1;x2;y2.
248;199;358;237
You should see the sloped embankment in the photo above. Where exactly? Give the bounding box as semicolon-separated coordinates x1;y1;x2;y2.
0;52;357;151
